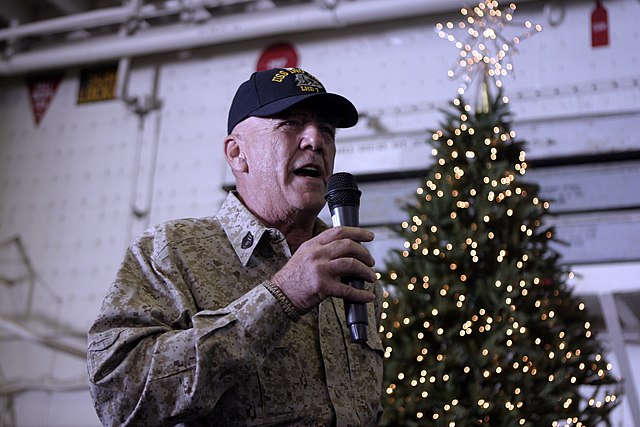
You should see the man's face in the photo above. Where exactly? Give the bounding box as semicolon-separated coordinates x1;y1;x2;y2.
232;107;338;223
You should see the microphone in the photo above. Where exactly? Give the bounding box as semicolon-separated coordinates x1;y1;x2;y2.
325;172;368;343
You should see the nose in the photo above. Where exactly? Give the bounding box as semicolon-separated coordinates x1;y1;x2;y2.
300;122;325;152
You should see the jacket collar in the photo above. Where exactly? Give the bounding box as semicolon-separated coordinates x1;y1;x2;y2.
217;191;329;266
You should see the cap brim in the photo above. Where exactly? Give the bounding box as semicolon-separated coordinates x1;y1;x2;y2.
251;92;359;128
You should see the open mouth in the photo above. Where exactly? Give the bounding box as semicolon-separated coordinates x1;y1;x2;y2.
294;165;322;178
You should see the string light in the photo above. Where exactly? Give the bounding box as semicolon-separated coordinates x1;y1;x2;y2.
435;0;542;96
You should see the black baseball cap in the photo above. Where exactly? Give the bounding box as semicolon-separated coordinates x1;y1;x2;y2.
227;67;359;134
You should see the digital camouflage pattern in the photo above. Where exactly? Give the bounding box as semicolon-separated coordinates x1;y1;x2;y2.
87;192;384;426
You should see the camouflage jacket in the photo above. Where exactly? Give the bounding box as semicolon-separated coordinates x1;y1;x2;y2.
87;192;384;426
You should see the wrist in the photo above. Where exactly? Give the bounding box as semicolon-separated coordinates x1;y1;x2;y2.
263;280;301;322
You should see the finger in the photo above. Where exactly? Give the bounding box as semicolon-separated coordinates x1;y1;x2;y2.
326;239;375;268
317;226;375;245
328;258;377;283
326;281;376;303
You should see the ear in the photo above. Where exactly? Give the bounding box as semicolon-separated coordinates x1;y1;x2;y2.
224;135;248;173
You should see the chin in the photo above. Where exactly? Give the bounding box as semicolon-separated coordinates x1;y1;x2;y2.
294;195;325;216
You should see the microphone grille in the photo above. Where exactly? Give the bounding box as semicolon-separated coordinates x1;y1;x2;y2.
325;172;361;209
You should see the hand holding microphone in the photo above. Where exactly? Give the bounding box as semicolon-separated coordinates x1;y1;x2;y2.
270;172;375;342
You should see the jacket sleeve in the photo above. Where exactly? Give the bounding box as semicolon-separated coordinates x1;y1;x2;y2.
86;241;291;426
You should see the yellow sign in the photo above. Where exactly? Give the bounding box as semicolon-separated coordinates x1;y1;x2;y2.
77;64;117;104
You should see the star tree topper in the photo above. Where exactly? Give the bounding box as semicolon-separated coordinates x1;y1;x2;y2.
435;0;542;108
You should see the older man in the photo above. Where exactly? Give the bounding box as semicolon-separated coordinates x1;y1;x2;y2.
87;68;384;426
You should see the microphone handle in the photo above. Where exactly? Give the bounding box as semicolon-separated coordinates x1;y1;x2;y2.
330;205;368;343
343;278;368;343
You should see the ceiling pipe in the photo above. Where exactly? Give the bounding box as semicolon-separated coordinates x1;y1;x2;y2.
0;0;484;76
0;0;260;41
0;6;133;41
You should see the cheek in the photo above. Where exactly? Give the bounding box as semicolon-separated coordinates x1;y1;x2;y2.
248;145;278;173
326;148;336;173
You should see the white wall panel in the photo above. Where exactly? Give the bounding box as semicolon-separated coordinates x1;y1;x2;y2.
527;161;640;213
1;77;137;324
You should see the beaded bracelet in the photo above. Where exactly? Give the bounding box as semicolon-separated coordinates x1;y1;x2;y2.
264;281;301;322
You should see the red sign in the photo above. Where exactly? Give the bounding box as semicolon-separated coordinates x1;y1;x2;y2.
591;1;609;47
256;42;298;71
26;73;63;126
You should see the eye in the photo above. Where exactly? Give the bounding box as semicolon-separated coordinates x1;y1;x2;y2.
278;119;302;129
319;123;336;138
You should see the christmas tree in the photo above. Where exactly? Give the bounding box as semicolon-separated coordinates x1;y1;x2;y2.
379;3;622;425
